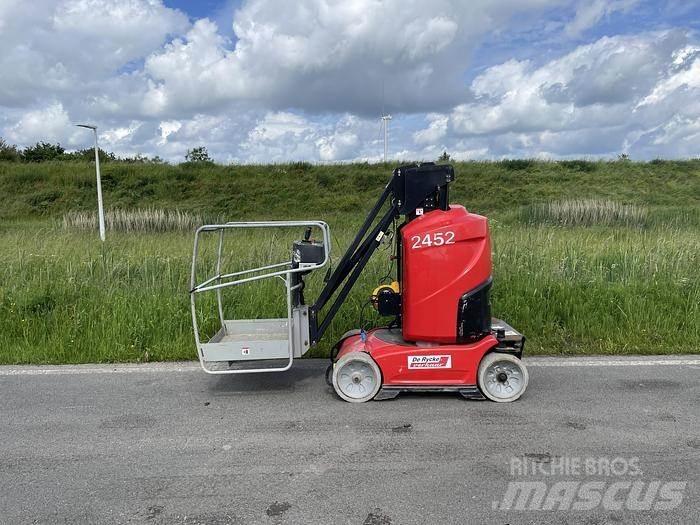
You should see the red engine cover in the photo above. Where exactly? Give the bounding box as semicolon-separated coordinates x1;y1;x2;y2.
400;205;491;343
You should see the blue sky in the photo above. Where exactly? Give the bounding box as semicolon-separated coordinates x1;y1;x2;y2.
165;0;242;38
1;0;699;161
165;0;231;20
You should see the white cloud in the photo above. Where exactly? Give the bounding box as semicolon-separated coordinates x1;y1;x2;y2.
637;47;700;106
406;29;700;159
52;0;189;70
127;0;564;117
316;132;360;161
565;0;639;38
237;113;370;163
1;0;700;161
6;103;75;145
159;121;182;143
248;112;311;142
471;60;533;99
413;114;449;145
0;0;188;108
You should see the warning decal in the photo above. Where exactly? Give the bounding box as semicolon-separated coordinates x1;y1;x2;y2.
407;355;452;369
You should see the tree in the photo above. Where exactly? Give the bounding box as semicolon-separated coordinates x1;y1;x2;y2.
22;142;65;162
63;147;116;163
185;146;212;163
0;137;21;162
438;150;451;163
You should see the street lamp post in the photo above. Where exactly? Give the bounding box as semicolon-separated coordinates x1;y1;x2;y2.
76;124;106;241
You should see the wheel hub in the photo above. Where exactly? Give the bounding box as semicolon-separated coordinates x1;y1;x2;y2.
483;359;526;401
332;354;382;403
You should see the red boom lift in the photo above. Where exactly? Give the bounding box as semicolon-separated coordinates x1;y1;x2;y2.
190;163;528;403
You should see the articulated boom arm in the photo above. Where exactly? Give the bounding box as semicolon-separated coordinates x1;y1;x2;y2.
308;163;454;345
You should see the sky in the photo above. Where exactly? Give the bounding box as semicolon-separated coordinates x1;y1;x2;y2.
1;0;699;162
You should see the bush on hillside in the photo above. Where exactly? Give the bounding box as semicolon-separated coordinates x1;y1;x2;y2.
62;147;117;163
0;138;21;161
21;142;66;162
185;146;212;164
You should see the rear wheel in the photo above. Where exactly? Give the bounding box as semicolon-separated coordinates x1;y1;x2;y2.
478;352;528;402
332;352;381;403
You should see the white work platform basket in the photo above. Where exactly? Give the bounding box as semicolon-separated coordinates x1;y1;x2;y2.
190;221;331;374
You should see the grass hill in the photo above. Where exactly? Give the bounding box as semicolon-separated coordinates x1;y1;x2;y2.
2;159;699;222
1;160;698;364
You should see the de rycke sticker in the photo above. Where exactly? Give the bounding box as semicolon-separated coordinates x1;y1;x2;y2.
407;355;452;369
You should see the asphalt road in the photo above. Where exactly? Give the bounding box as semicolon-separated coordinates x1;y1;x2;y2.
1;356;698;524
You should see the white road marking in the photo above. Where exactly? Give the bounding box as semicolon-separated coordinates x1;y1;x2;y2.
0;356;698;376
526;357;700;367
0;363;200;376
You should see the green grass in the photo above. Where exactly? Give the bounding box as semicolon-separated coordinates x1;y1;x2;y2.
0;159;699;364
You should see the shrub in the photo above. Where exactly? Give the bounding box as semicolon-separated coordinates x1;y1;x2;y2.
22;142;65;162
0;138;21;162
63;148;117;163
500;159;535;170
185;146;212;164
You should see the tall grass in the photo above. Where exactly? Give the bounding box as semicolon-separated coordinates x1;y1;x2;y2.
0;160;698;364
0;219;698;364
63;208;205;232
523;199;648;227
491;223;699;354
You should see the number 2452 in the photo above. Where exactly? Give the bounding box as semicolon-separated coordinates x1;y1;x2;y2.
410;232;455;249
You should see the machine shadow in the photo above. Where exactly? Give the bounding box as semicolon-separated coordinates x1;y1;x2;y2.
205;361;327;394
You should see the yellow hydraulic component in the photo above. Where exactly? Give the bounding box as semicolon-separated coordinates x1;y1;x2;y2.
371;281;400;310
372;281;400;297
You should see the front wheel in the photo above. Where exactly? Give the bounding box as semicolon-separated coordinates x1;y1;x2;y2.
332;352;382;403
478;352;529;402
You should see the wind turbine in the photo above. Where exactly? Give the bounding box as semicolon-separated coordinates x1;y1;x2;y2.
380;114;392;162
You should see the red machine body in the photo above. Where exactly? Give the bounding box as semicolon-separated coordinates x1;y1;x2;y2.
335;329;497;388
333;203;505;398
401;205;491;343
326;164;526;402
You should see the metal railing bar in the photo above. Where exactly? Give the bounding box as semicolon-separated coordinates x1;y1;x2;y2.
216;229;226;334
196;273;221;290
218;261;290;279
192;262;327;293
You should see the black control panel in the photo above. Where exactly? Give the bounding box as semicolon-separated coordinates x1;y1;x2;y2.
293;240;325;266
391;163;453;215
